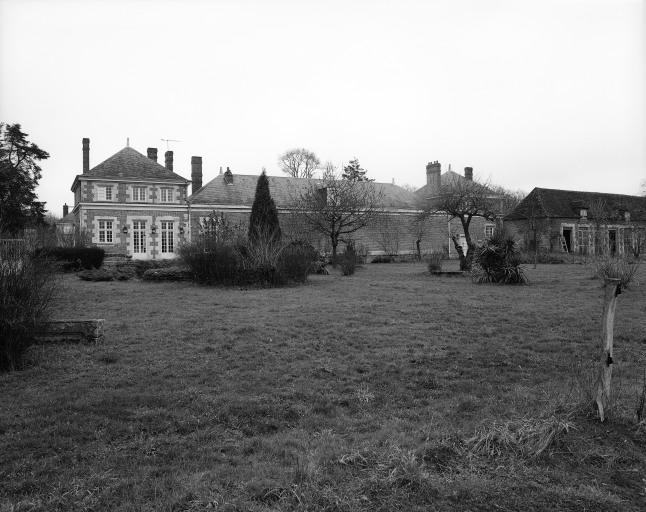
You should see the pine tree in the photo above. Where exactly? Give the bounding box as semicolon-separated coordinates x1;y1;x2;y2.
0;123;49;234
341;158;372;182
248;170;281;243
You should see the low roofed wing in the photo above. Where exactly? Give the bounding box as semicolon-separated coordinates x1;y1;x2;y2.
189;174;418;209
81;147;188;182
505;188;646;221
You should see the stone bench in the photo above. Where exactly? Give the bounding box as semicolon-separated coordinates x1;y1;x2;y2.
36;319;105;344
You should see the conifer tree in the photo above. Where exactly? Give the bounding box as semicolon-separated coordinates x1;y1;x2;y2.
248;170;281;243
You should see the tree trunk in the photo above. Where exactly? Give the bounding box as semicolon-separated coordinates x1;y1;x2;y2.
331;240;338;266
595;278;621;422
416;239;421;261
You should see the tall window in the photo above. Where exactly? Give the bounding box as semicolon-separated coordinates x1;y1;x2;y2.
98;185;113;201
485;225;495;238
133;220;146;253
160;188;173;203
133;186;147;202
98;220;113;243
623;228;632;255
161;221;174;253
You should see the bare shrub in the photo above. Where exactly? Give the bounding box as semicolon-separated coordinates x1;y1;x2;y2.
426;251;443;272
0;251;56;371
592;256;639;288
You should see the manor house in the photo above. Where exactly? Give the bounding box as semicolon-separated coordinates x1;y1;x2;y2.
61;139;494;260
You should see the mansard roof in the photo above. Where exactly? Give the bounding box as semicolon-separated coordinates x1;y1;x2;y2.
505;187;646;221
78;147;189;183
189;173;418;209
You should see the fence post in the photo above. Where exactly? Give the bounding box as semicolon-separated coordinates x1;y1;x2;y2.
595;278;621;422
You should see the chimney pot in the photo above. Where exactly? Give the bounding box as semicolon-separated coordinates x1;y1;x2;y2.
82;138;90;174
191;156;203;195
165;151;173;171
63;203;69;217
223;167;233;184
147;147;158;162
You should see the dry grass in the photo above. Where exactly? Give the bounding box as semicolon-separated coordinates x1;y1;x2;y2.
1;262;645;510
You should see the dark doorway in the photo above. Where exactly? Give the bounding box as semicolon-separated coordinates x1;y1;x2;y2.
608;230;617;256
562;228;573;252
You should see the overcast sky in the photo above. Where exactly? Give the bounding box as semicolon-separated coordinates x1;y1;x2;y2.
1;0;644;216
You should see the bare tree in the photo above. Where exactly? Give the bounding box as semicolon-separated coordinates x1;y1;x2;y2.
291;167;383;262
278;148;321;178
376;214;400;256
589;198;610;256
420;177;500;271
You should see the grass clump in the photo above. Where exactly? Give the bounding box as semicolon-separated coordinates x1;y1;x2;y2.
466;413;576;458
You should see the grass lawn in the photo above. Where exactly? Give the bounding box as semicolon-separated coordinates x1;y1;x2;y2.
1;262;646;511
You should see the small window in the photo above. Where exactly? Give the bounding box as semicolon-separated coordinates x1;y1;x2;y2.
98;220;113;243
580;208;588;219
160;188;173;203
133;186;147;202
485;225;495;238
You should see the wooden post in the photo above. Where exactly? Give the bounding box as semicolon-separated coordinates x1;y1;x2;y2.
595;278;621;422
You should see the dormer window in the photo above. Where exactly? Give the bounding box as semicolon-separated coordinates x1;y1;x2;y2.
580;208;587;219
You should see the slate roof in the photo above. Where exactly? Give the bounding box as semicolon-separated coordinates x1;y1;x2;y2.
79;147;189;183
189;173;418;209
505;188;646;221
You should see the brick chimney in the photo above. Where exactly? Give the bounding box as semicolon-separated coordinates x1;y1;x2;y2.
82;138;90;173
63;203;69;217
425;161;441;193
223;167;233;184
464;167;473;181
191;156;203;194
147;148;158;162
165;151;173;171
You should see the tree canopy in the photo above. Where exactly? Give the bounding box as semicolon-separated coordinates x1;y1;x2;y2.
0;123;49;235
248;170;281;243
278;148;320;179
342;158;372;182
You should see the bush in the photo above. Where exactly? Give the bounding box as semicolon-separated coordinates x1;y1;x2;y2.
142;266;191;281
35;246;105;270
339;243;357;276
472;232;528;284
1;252;56;371
179;238;241;285
278;241;318;283
371;255;393;264
426;251;444;272
77;268;130;281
